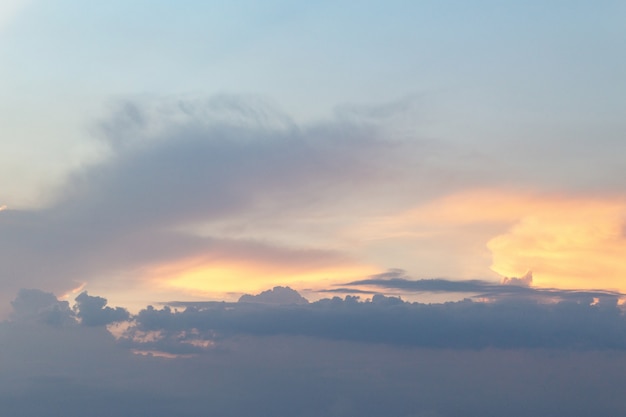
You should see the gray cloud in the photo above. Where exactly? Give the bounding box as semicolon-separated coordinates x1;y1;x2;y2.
317;287;379;295
238;286;309;305
125;290;626;352
343;269;624;302
0;95;417;305
502;270;533;286
4;289;626;416
74;291;130;326
10;289;74;326
3;311;626;417
60;95;403;228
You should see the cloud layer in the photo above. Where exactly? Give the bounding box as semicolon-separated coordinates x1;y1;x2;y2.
2;94;626;312
3;288;626;417
128;292;626;352
0;95;417;308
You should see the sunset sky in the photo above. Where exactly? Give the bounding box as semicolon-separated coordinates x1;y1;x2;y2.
2;1;626;416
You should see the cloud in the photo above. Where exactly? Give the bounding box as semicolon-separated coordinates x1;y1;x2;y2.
2;94;626;316
487;196;626;290
122;288;626;353
350;189;626;289
502;270;533;286
6;316;626;417
317;287;379;295
0;95;415;306
238;286;309;305
3;288;626;416
74;291;130;326
10;289;74;326
342;269;624;302
9;289;129;327
65;95;404;227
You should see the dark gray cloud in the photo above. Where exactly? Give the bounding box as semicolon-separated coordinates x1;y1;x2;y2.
502;270;533;286
3;317;626;417
8;289;130;328
4;289;626;416
10;289;74;326
125;291;626;353
317;287;379;295
74;291;130;326
342;269;624;302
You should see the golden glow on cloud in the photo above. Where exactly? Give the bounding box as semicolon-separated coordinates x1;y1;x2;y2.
59;282;87;302
145;256;377;297
487;196;626;290
348;189;626;291
424;190;626;291
106;189;626;304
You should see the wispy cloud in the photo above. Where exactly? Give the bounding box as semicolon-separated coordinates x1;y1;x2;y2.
341;269;625;302
0;95;416;306
2;94;626;312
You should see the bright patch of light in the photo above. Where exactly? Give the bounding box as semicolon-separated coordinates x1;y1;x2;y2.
0;0;29;32
144;257;378;297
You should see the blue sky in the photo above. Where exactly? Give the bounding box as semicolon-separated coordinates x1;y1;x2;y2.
2;0;625;204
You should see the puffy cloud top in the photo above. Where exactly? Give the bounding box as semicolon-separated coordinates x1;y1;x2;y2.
238;286;309;305
74;292;130;326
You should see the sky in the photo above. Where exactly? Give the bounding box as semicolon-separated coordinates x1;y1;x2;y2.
2;1;626;415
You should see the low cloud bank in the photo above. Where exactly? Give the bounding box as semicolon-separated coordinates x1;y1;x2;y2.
3;287;626;417
128;294;626;353
9;286;626;353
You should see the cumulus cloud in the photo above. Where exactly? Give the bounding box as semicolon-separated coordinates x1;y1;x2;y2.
74;291;130;326
10;289;74;326
502;270;533;286
238;286;309;305
121;289;626;353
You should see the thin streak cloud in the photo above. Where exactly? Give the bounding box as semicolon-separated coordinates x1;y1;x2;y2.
341;269;625;302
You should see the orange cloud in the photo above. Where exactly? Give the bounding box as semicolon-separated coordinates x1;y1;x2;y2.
94;190;626;307
346;189;626;292
143;255;377;299
487;196;626;290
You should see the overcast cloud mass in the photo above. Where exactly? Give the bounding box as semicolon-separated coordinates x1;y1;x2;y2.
2;1;626;416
